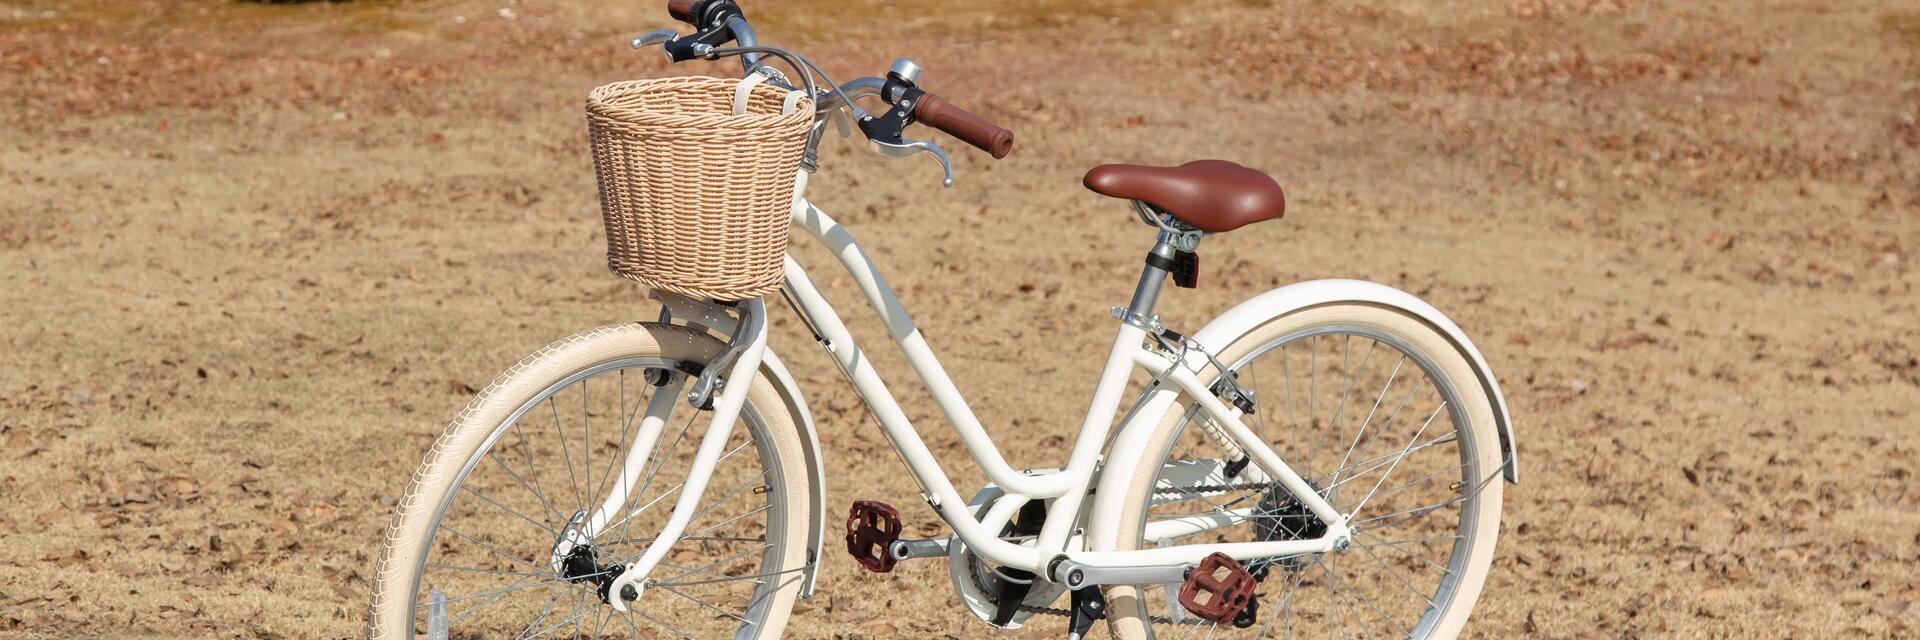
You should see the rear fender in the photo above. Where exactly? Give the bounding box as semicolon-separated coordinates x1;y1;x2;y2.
1184;279;1519;483
1088;280;1518;551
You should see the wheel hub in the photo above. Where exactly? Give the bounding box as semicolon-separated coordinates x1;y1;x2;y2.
1248;478;1328;579
559;544;632;604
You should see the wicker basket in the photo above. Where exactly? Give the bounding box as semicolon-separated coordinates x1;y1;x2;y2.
586;76;813;301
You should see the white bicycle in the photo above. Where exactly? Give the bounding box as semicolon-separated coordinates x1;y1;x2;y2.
367;2;1519;638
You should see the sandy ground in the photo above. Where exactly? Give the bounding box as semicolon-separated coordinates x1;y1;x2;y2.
2;0;1918;638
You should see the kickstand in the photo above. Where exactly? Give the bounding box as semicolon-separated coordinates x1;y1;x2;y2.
1065;586;1105;640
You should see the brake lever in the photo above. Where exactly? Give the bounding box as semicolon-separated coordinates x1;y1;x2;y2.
630;29;678;49
869;137;954;188
856;78;954;188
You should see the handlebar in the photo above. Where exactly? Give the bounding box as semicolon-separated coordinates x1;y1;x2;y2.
651;0;1015;168
912;93;1013;159
667;0;700;24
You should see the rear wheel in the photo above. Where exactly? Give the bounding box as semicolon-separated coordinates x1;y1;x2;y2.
1105;303;1505;639
367;323;811;640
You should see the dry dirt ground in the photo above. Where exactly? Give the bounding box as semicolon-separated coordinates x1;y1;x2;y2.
3;0;1919;638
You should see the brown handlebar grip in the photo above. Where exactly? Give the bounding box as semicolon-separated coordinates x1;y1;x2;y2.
668;0;700;24
912;93;1014;159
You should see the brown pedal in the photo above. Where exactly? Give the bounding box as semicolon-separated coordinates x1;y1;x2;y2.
1178;552;1258;624
845;501;902;573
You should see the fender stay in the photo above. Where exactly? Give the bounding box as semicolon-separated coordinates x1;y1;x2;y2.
1183;279;1519;484
760;349;828;598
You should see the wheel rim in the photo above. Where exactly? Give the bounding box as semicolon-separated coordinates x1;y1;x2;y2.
406;356;792;639
1134;325;1494;639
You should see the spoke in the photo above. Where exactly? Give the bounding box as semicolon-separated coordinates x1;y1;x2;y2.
1314;430;1457;494
688;503;772;539
654;583;754;625
1308;338;1317;477
1349;401;1447;518
1352;533;1461;550
630;606;698;640
440;524;545;575
1323;563;1415;639
1331;355;1403;482
616;607;646;640
1360;463;1466;507
600;439;761;541
1354;468;1500;532
1327;552;1341;640
1326;338;1378;488
653;565;788;588
488;450;561;527
1247;361;1270;452
1355;542;1442;609
607;478;685;534
673;453;765;528
443;575;568;605
519;590;594;640
446;573;574;629
597;534;767;548
646;543;774;585
616;409;700;542
590;369;648;519
427;562;548;579
1282;343;1300;479
583;376;592;526
512;420;557;530
511;587;569;640
1339;378;1426;487
551;397;585;514
591;600;612;640
1274;557;1320;634
609;437;758;539
461;484;559;537
1355;528;1452;573
571;587;588;639
1271;556;1318;639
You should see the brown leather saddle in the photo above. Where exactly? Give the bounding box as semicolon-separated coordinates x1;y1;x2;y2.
1083;160;1286;233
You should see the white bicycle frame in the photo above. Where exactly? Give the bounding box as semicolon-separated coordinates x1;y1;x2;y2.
596;169;1357;607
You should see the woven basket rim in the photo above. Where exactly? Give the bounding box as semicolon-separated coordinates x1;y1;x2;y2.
587;77;814;129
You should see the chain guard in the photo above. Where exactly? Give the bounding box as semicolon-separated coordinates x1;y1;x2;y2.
945;486;1066;630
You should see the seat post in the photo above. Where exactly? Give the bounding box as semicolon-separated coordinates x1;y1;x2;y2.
1126;237;1179;320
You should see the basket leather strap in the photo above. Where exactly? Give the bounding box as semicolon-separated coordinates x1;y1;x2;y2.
732;73;805;117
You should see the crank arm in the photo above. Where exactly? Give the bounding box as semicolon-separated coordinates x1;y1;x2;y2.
869;137;954;188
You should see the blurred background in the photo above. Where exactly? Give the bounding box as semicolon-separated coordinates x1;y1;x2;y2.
2;0;1917;637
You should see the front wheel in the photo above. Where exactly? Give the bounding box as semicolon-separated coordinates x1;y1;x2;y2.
367;323;812;640
1106;302;1506;639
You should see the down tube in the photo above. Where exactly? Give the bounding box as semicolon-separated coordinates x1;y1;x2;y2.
779;256;1048;571
789;201;1078;500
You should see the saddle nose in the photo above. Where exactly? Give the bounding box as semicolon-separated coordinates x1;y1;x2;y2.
1083;160;1287;233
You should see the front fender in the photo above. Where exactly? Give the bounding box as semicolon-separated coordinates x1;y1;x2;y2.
1186;279;1518;483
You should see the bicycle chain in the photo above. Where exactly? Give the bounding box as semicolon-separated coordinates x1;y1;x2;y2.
1152;481;1280;497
